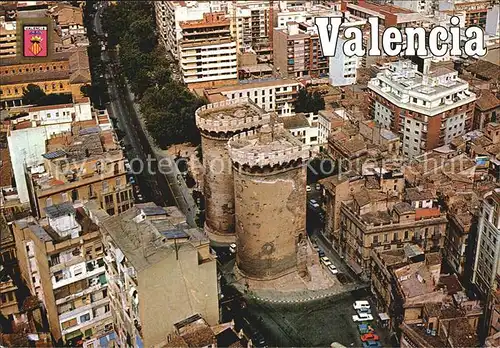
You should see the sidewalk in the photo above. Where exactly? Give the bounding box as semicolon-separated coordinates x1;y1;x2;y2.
244;282;369;304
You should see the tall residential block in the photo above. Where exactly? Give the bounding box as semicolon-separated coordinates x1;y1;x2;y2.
228;124;310;279
90;202;219;348
13;203;112;345
273;22;328;79
195;99;270;242
179;12;238;89
368;60;476;158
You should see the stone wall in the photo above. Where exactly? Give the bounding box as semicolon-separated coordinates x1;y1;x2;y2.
201;134;235;236
234;164;307;279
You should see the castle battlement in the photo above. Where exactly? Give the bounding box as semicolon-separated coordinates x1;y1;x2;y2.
228;127;310;168
195;98;271;134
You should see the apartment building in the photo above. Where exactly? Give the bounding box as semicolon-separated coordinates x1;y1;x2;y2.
339;185;447;278
25;123;133;219
444;198;477;283
0;16;16;59
179;12;238;89
154;1;213;61
202;78;300;114
13;203;112;345
6;99;93;205
439;0;492;29
393;0;437;15
227;1;272;58
472;189;500;299
273;22;328;79
342;0;426;28
89;202;218;348
281;111;320;152
368;60;476;158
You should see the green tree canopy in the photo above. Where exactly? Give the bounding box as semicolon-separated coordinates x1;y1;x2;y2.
294;88;326;114
22;84;46;105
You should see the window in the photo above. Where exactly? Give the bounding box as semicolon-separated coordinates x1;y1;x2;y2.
62;318;77;329
404;231;409;240
50;254;60;266
373;235;379;244
393;232;398;241
54;271;63;282
73;266;83;277
46;197;53;207
80;313;91;323
384;234;388;242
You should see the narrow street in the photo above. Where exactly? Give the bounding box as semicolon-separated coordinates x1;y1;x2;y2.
92;2;197;224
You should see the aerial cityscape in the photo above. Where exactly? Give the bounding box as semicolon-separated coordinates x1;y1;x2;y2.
0;0;499;347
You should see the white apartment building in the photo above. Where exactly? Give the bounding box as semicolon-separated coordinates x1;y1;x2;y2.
275;2;341;29
7;100;93;204
178;12;238;89
203;78;301;114
368;60;476;158
393;0;437;15
13;203;111;344
154;1;214;60
472;189;500;298
329;37;362;87
280;110;320;153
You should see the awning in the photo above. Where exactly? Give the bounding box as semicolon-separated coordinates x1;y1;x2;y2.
379;312;390;321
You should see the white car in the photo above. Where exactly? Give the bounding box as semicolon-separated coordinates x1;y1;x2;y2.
352;312;374;322
353;300;371;311
320;256;332;267
229;243;237;254
328;264;339;275
306;185;312;192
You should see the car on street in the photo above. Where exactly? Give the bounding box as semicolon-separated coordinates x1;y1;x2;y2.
320;256;332;267
353;300;371;311
328;264;339;275
306;185;311;192
318;249;325;257
312;243;320;252
362;340;382;348
352;312;374;322
361;333;380;342
308;199;320;209
229;243;237;254
358;324;374;334
136;193;144;202
315;183;321;190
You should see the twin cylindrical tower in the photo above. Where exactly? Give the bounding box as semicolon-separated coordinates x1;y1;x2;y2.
196;98;310;280
195;99;271;242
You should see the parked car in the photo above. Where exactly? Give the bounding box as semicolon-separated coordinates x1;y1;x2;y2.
352;312;374;322
362;340;382;348
308;199;320;209
312;243;320;252
328;264;339;275
318;249;325;257
320;256;332;267
358;324;374;334
229;243;237;254
136;193;144;202
361;333;380;342
353;300;371;311
315;183;321;190
306;185;312;192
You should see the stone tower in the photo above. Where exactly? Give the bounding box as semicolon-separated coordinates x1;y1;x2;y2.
195;99;270;243
228;123;310;280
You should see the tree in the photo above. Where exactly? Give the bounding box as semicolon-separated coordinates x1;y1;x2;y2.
22;84;46;105
294;88;325;114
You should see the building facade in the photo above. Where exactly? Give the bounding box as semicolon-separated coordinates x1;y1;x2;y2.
90;203;219;348
368;60;476;158
13;203;112;344
273;22;328;79
179;12;238;89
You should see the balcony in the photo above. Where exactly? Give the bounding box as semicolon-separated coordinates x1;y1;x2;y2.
61;311;112;336
59;297;110;322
